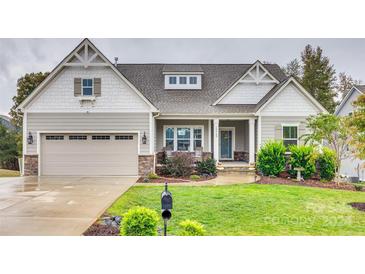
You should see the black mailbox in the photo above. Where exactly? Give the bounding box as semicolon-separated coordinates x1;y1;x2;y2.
161;183;173;210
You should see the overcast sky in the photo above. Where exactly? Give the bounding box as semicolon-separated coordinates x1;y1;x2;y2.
1;38;365;116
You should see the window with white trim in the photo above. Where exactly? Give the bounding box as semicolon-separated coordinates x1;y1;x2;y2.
282;125;298;148
164;75;202;89
179;76;187;84
82;79;93;96
164;126;203;152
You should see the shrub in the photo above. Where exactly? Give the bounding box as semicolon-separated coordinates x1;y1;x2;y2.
190;174;200;180
317;147;337;181
196;158;217;175
256;140;286;176
120;207;159;236
147;172;159;180
163;152;194;177
288;145;316;179
354;184;363;191
178;220;206;236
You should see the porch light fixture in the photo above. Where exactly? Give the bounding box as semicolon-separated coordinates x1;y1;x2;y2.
27;132;33;145
142;132;147;144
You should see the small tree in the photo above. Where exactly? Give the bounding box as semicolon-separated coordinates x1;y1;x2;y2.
347;94;365;160
0;125;19;170
10;72;49;128
302;113;351;176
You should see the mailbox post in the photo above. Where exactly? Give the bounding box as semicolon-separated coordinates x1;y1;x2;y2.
161;182;173;236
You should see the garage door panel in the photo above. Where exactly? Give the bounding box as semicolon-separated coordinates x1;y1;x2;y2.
41;134;138;176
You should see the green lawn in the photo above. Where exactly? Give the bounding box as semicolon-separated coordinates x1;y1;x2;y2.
0;169;19;177
108;184;365;235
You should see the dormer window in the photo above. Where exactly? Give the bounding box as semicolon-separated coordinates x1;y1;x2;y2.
164;75;202;90
189;76;197;84
169;76;177;85
179;76;187;84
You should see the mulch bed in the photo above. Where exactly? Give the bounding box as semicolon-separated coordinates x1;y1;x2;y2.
83;223;119;236
137;175;216;184
349;203;365;212
257;176;363;192
83;213;120;236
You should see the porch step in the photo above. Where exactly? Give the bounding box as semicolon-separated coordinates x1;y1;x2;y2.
217;163;256;173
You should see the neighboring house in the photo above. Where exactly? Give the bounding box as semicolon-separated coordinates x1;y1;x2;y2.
335;85;365;180
18;39;326;176
0;115;15;130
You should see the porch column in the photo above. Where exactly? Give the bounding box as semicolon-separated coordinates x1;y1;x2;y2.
208;119;212;152
213;118;219;162
249;118;255;164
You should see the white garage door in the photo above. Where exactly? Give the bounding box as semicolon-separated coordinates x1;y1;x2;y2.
41;133;138;176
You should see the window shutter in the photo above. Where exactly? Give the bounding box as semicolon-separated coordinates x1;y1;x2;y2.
274;125;282;140
74;78;81;96
94;78;101;97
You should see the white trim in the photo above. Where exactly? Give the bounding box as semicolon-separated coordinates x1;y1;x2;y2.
334;86;363;115
219;127;235;160
213;119;219;161
163;71;204;75
248;118;255;163
281;124;299;147
37;130;141;176
257;115;262;150
162;125;204;152
81;78;94;96
156;115;255;119
18;39;158;112
22;112;27;176
255;77;328;115
208;119;212;153
213;61;279;105
149;113;154;154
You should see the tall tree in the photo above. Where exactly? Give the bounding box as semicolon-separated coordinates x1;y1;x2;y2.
336;72;361;100
347;94;365;160
282;58;302;79
9;72;49;128
301;45;337;113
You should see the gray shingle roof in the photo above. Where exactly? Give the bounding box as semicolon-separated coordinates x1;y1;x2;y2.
162;64;204;73
117;63;287;114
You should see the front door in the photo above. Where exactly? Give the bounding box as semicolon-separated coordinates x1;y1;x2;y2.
219;129;233;160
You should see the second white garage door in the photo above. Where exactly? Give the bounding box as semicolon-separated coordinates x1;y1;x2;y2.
41;133;138;176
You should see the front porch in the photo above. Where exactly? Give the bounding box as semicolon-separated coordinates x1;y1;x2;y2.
154;117;257;165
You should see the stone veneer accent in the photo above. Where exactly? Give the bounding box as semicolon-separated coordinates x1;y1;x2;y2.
138;155;155;176
24;154;39;176
234;151;249;162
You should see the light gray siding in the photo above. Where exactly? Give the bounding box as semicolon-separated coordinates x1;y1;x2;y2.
337;90;361;116
261;116;309;145
156;119;209;152
26;112;150;155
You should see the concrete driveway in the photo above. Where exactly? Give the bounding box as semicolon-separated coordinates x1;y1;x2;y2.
0;176;136;236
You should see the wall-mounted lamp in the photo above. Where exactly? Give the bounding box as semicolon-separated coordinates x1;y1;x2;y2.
27;132;33;144
142;132;147;144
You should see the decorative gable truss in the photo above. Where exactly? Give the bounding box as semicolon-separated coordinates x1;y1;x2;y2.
18;39;158;112
213;61;279;105
239;61;279;85
65;43;108;68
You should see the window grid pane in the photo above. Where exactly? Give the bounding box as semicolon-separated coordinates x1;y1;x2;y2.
179;76;187;84
189;76;197;84
169;77;177;84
